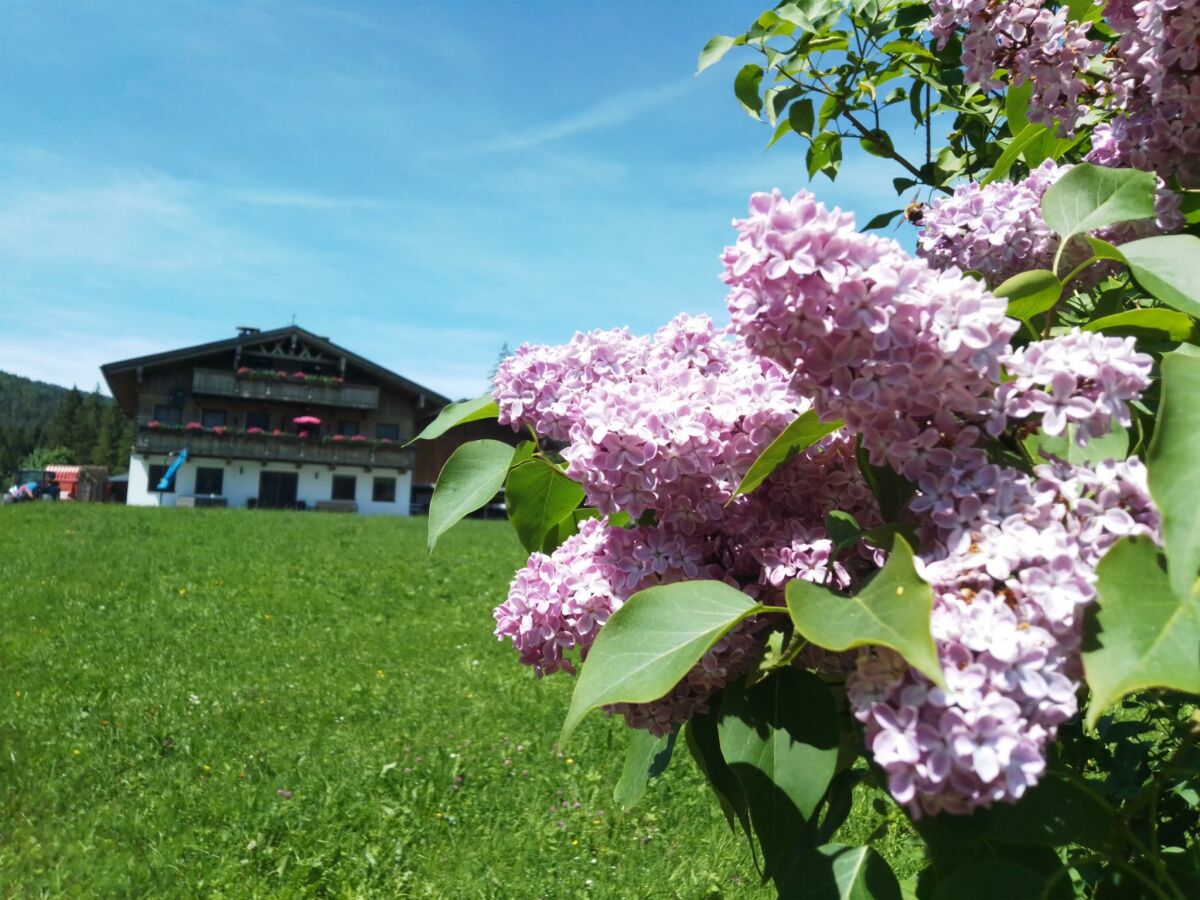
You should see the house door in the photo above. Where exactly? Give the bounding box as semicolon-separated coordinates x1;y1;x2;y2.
258;471;298;509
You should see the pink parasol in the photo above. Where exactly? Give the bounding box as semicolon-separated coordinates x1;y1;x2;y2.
293;415;322;425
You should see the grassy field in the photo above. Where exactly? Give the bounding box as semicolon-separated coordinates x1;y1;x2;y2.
0;506;918;898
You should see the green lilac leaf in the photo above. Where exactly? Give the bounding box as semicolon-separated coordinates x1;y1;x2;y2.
1083;308;1199;342
982;123;1049;186
407;394;498;444
1117;234;1200;318
504;459;585;554
685;705;754;840
734;64;764;119
1148;345;1200;597
559;581;763;746
929;861;1054;900
613;729;675;812
697;35;738;73
993;269;1061;318
717;669;839;878
1041;164;1157;239
985;773;1112;849
731;411;843;499
427;439;514;553
777;843;903;899
1082;537;1200;729
1023;422;1129;465
785;537;945;687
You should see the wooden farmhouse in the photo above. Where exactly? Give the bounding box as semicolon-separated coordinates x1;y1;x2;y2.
101;325;461;514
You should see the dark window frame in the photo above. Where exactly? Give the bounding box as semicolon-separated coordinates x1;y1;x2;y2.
372;477;396;503
153;405;183;425
375;422;400;441
245;412;271;431
201;409;227;429
332;475;357;501
194;467;224;495
337;420;360;437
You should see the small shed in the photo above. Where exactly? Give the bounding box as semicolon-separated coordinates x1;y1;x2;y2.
45;465;110;502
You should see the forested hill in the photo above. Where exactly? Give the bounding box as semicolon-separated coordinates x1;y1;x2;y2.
0;371;82;429
0;371;132;482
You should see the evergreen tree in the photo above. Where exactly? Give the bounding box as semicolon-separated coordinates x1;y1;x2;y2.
93;402;133;470
45;387;84;461
79;387;103;462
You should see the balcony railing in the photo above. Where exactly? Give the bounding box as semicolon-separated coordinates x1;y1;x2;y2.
192;368;379;410
135;428;413;470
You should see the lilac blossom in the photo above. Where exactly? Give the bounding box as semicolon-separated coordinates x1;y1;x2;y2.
993;330;1153;445
928;1;1101;134
491;187;1163;817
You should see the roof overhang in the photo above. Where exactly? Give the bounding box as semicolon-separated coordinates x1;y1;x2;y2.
101;325;451;417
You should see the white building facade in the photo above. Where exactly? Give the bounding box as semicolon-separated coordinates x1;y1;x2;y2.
102;326;448;515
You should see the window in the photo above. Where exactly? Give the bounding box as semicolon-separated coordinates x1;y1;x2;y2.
245;412;271;431
332;475;357;501
372;477;396;503
375;422;400;441
153;405;183;425
201;410;227;429
195;467;224;495
338;420;360;437
147;463;175;493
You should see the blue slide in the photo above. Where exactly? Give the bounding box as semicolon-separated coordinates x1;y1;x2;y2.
157;449;189;491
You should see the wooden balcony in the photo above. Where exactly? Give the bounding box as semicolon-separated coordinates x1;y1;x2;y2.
135;428;413;470
191;368;379;410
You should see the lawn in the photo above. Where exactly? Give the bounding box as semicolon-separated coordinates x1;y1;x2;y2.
0;506;918;898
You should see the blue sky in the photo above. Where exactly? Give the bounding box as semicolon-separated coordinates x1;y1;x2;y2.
0;1;916;399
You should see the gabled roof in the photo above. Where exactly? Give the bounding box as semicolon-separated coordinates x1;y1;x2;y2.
101;325;451;416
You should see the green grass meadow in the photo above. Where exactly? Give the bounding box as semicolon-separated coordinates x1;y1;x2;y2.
0;506;918;898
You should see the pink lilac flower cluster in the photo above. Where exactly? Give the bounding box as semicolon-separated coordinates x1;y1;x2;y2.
1090;0;1200;188
917;160;1182;283
722;188;1016;481
721;189;1157;814
494;189;1159;814
492;515;769;735
916;161;1067;285
494;314;804;532
992;329;1153;444
493;310;883;733
928;1;1100;133
850;458;1158;817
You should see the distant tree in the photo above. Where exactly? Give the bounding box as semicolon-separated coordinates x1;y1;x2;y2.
488;343;511;381
45;387;85;460
19;446;71;470
79;387;104;462
92;402;133;470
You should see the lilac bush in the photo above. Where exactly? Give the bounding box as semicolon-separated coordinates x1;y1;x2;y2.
424;2;1200;895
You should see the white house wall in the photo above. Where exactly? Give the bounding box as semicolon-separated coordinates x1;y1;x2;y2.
125;454;412;515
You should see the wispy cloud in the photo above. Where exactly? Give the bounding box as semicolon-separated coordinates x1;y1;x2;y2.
0;329;164;392
436;79;696;157
225;188;382;211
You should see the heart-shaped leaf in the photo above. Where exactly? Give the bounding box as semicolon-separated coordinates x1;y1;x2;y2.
1148;345;1200;597
786;537;944;687
1082;536;1200;729
427;439;515;553
1117;234;1200;319
408;393;499;444
718;669;839;877
559;581;764;746
1041;164;1157;239
777;843;903;899
504;459;585;553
